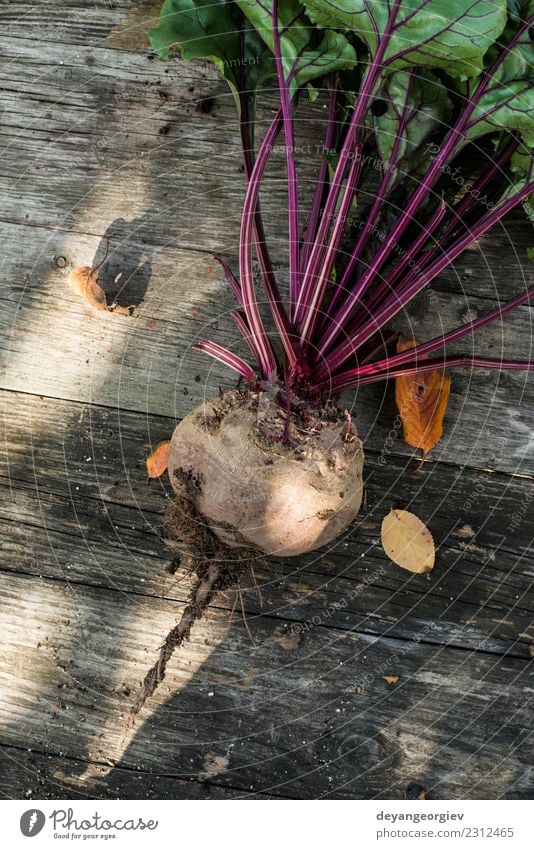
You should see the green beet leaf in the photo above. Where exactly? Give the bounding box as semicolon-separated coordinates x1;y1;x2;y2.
236;0;357;93
506;143;534;219
302;0;507;78
374;70;453;177
149;0;275;113
465;25;534;145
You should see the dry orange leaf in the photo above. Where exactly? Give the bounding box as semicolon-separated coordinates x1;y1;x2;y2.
67;266;134;315
395;334;451;457
381;508;435;574
383;675;399;685
146;440;171;478
66;238;133;315
67;266;109;311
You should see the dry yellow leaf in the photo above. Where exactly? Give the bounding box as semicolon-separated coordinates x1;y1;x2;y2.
381;508;435;573
395;334;451;457
383;675;399;685
146;440;171;478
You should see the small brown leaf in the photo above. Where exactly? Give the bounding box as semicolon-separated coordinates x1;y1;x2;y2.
395;334;451;457
381;508;435;573
67;266;108;311
383;675;399;685
146;440;171;478
67;267;134;316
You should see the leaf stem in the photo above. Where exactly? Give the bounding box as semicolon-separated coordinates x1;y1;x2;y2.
239;108;300;376
298;76;339;286
299;151;363;345
315;181;534;379
294;0;403;325
328;355;534;392
337;73;415;297
192;340;257;381
326;282;534;391
314;20;532;359
273;0;300;322
348;199;447;335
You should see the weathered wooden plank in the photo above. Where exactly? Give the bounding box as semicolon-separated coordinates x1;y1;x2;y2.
1;219;533;473
1;390;533;657
0;37;319;256
0;743;257;800
0;35;220;123
1;0;165;51
0;571;531;799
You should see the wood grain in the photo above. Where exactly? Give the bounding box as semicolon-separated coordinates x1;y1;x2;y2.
1;572;532;799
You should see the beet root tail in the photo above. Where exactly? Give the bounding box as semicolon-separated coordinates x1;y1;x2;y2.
126;561;222;731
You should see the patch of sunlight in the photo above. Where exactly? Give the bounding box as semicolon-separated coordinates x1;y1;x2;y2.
0;578;67;735
81;600;232;766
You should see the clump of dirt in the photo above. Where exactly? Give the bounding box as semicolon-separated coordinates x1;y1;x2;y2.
125;478;264;731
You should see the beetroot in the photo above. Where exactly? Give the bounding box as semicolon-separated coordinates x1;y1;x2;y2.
167;389;364;557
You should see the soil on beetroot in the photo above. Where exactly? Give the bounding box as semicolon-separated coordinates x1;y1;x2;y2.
127;481;265;726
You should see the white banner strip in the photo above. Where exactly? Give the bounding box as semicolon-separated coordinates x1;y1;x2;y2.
2;799;533;848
